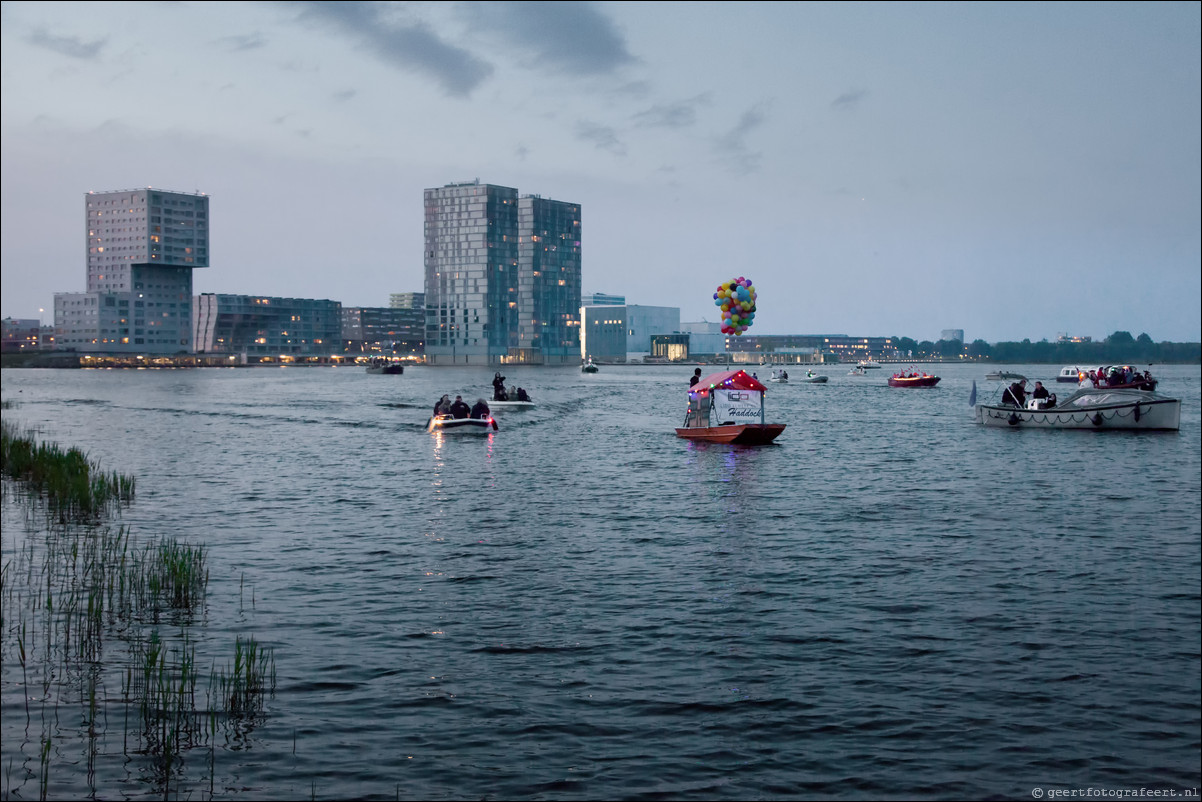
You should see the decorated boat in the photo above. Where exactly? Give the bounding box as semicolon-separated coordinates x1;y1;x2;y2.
1081;365;1158;392
675;369;785;445
426;414;498;434
975;387;1179;430
888;370;941;388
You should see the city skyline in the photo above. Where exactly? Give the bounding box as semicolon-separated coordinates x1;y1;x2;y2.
2;2;1199;344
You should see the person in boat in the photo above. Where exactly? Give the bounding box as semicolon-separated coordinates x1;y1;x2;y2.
450;395;471;419
1002;381;1027;407
470;398;490;419
434;394;451;416
781;370;789;380
1032;381;1049;401
516;387;530;402
690;368;702;387
492;372;508;401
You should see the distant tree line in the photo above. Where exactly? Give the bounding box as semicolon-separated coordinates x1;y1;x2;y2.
890;332;1201;364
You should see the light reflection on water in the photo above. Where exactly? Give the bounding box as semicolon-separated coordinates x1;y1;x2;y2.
1;363;1198;800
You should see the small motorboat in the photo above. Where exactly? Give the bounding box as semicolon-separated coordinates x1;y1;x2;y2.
986;370;1025;382
488;399;535;410
1080;366;1158;392
798;370;828;384
975;387;1179;430
1056;365;1091;383
848;366;869;376
582;358;599;373
857;360;882;370
769;369;789;383
426;414;497;434
365;358;403;375
675;369;785;445
888;371;941;388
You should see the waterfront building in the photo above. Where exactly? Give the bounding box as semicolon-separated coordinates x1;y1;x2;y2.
54;188;208;354
941;329;965;342
193;294;341;358
725;334;898;363
389;293;425;309
1;318;50;352
584;292;625;306
680;320;727;359
580;305;627;363
624;305;681;358
423;180;581;366
342;306;424;355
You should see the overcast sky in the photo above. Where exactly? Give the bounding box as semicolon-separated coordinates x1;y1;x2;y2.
2;1;1199;343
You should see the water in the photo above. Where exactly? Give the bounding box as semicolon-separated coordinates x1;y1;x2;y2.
2;363;1199;800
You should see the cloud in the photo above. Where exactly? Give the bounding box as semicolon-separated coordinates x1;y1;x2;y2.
289;1;492;97
575;121;626;156
462;1;636;76
831;89;868;110
26;28;105;60
632;93;712;129
216;33;268;53
332;89;356;102
713;103;770;173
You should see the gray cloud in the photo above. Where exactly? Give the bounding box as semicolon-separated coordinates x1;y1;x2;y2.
26;28;106;60
462;1;636;76
575;121;626;156
216;33;268;53
632;93;712;129
714;103;770;173
831;89;868;110
332;89;356;102
290;1;492;97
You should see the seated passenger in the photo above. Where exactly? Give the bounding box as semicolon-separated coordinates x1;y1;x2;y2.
449;395;471;419
470;398;490;419
516;387;530;402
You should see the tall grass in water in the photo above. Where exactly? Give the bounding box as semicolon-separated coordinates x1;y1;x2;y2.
1;417;135;522
2;415;280;799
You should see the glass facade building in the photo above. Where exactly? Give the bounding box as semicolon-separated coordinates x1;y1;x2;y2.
423;181;580;366
193;294;342;357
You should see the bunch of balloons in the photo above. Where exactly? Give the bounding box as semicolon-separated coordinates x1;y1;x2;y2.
713;277;757;335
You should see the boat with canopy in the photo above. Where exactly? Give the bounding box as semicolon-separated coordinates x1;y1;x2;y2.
675;369;786;445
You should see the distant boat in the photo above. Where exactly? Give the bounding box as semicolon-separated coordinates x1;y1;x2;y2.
857;360;882;369
582;358;599;373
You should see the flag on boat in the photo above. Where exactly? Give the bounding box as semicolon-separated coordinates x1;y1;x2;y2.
969;380;977;406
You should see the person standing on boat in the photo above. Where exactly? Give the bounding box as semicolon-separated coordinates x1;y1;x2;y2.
492;372;508;401
690;368;702;387
450;395;471;418
471;398;490;419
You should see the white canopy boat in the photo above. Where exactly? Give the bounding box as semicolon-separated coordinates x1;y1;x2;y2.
974;387;1180;431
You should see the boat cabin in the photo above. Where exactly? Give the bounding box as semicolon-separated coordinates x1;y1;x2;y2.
683;370;769;428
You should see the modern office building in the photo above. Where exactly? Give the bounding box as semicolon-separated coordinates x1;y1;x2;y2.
343;306;424;355
941;329;965;342
54;188;208;353
580;305;627;363
193;294;341;358
584;292;625;306
725;334;898;363
422;180;581;366
680;320;727;358
624;305;680;356
390;293;425;309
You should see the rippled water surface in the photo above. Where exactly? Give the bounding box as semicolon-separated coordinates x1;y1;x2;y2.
2;363;1199;800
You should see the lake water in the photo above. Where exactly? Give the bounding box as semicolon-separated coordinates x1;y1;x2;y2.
2;362;1199;801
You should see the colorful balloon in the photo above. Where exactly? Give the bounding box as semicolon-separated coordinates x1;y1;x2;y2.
712;277;757;335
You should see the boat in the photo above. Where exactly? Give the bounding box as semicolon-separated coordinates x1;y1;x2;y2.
488;399;535;410
1081;365;1158;392
426;414;498;434
975;387;1180;430
582;358;599;373
857;360;882;369
365;358;403;375
1056;365;1091;383
888;370;941;388
848;365;869;376
675;369;786;445
986;370;1025;382
798;370;828;383
769;369;789;383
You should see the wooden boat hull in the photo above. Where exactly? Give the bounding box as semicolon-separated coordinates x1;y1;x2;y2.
674;423;786;445
888;376;941;388
427;416;497;434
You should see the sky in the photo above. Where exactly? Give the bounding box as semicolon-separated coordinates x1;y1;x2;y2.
2;1;1199;344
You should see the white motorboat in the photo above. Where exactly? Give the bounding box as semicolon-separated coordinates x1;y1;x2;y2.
798;370;828;383
488;400;535;410
857;360;882;370
769;369;789;383
974;387;1180;430
985;370;1025;382
426;414;498;434
1056;365;1093;383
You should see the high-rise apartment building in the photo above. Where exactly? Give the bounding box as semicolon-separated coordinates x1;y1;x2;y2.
55;188;209;353
423;180;580;366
